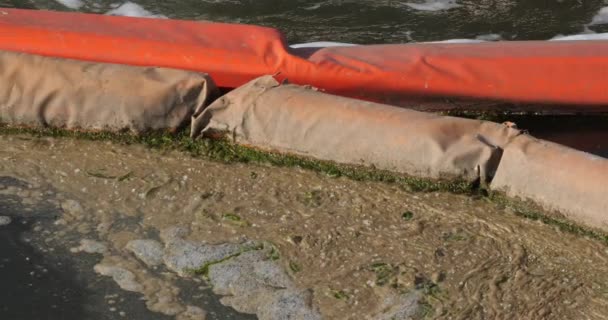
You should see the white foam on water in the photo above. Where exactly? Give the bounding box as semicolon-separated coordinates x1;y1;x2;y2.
550;32;608;41
303;2;322;10
403;0;460;12
422;33;502;43
426;39;485;43
290;30;608;47
54;0;84;9
589;6;608;26
475;33;502;41
546;5;608;41
106;2;167;19
290;33;504;47
289;41;357;48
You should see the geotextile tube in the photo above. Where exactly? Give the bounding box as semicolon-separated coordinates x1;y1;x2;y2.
0;51;218;133
192;75;608;233
4;8;608;108
491;135;608;231
191;76;521;183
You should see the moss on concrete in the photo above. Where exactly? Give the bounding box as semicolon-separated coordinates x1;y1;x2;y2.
191;242;265;279
1;123;607;245
486;191;608;245
0;124;474;194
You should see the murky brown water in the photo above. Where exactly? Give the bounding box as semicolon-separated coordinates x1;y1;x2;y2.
1;134;607;319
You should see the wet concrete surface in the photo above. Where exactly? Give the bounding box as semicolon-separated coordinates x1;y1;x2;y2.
1;222;178;320
1;135;607;319
1;218;91;320
0;176;256;320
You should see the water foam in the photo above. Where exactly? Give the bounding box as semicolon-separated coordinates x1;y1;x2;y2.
589;6;608;26
550;32;608;41
403;0;460;12
54;0;84;9
106;2;166;19
541;5;608;41
289;42;357;48
427;39;484;43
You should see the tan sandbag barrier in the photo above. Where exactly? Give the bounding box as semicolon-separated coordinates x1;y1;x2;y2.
492;135;608;231
0;51;605;232
191;76;520;183
191;76;608;232
0;51;218;133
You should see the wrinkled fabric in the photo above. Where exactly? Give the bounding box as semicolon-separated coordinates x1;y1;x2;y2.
0;51;218;133
491;134;608;231
192;76;521;182
5;8;608;108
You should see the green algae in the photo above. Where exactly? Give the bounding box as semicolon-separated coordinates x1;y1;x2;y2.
1;123;607;245
402;211;414;221
191;242;265;279
486;192;608;245
0;124;474;194
289;261;302;273
222;213;251;227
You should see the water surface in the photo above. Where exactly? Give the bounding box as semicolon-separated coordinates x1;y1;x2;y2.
3;0;608;43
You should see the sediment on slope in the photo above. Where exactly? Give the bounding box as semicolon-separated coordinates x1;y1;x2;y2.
1;135;608;319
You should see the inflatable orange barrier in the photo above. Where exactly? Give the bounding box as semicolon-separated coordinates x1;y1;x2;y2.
294;42;608;107
0;8;285;89
3;8;608;107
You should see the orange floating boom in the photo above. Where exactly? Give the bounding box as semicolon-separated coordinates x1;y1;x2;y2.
2;8;608;107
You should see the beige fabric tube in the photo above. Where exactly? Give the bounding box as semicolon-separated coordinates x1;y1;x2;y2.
0;51;218;133
491;134;608;231
192;76;521;182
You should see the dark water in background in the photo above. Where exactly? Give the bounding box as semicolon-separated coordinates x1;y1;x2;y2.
2;0;608;44
492;115;608;158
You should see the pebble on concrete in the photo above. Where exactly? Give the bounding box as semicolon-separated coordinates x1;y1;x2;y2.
70;239;107;254
94;264;144;292
126;239;164;267
0;216;11;226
